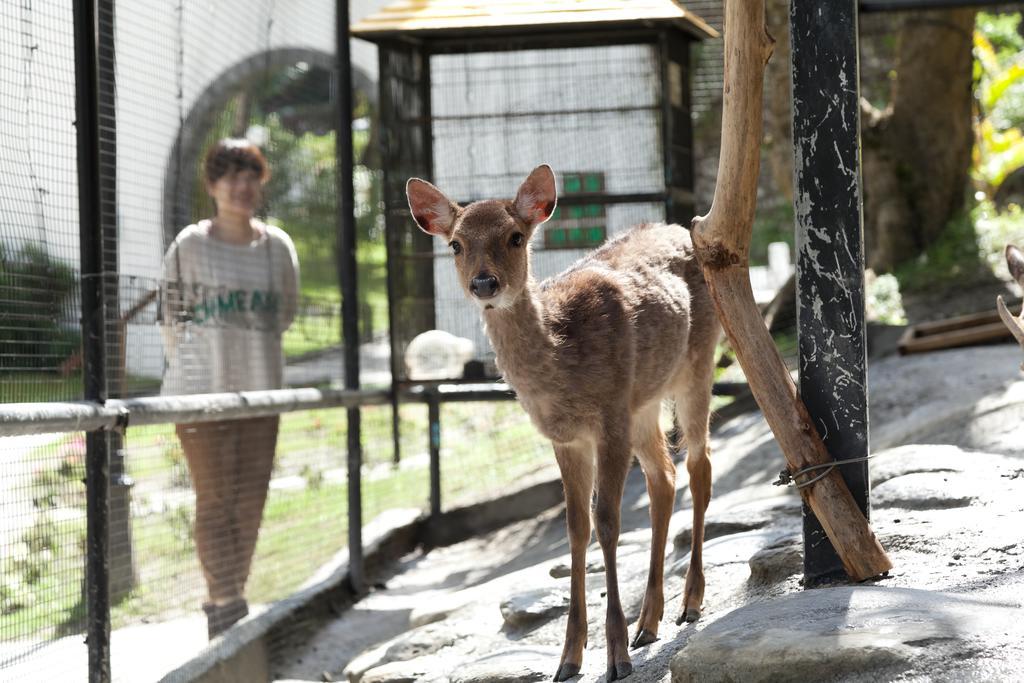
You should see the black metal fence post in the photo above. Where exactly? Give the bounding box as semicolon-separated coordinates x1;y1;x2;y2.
336;0;364;594
427;389;441;519
790;0;871;585
96;0;136;604
73;0;112;679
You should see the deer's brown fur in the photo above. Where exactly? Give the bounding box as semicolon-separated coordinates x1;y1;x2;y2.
407;165;720;681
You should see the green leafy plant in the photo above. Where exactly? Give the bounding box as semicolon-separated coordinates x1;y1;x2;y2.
973;13;1024;195
160;435;191;489
865;272;907;325
0;243;79;372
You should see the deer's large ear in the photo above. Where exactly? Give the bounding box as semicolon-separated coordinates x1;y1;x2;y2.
513;165;557;228
407;178;458;238
1007;244;1024;286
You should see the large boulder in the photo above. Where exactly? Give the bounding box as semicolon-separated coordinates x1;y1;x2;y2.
671;585;1024;682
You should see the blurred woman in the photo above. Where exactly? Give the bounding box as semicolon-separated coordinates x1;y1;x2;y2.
160;138;298;638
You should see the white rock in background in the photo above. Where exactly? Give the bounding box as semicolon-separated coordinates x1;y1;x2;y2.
404;330;475;380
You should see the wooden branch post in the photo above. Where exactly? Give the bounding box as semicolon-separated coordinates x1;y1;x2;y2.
690;0;891;581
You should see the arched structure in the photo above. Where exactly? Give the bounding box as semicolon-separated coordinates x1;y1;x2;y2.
161;47;375;245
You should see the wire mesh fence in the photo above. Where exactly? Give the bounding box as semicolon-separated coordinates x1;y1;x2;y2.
1;0;389;679
1;2;90;680
0;0;723;680
438;401;555;513
0;433;88;680
379;35;701;385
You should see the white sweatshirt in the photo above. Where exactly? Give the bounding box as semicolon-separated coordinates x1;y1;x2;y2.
159;220;299;396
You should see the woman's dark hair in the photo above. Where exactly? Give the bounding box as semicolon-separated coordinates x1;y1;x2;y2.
203;138;270;185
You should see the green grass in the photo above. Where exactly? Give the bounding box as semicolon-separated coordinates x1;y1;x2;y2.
281;241;388;359
0;373;84;403
0;372;161;404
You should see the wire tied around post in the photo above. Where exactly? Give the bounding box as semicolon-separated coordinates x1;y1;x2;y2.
113;405;130;434
773;454;877;489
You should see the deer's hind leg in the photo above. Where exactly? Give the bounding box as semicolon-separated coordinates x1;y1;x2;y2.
630;402;676;649
673;336;717;625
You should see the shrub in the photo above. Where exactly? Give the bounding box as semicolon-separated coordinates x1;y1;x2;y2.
0;243;79;371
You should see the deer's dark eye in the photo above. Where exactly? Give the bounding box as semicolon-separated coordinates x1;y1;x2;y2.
450;241;462;255
509;232;525;248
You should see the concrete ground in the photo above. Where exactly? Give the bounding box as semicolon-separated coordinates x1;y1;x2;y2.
0;611;210;682
270;342;1024;683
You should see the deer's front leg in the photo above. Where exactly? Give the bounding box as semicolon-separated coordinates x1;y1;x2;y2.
553;443;595;682
595;427;633;681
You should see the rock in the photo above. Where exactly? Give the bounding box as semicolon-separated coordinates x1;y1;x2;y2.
871;472;977;511
360;655;446;683
548;559;604;579
343;623;462;682
867;445;969;486
674;495;801;550
499;588;570;629
867;345;1024;452
548;563;569;579
409;593;471;628
670;585;1024;683
448;647;560;683
383;624;458;664
747;537;801;584
617;528;653;548
671;528;797;578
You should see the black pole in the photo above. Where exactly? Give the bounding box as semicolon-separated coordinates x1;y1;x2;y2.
379;52;403;468
335;0;364;594
790;0;871;585
427;389;441;519
96;0;136;604
73;0;111;680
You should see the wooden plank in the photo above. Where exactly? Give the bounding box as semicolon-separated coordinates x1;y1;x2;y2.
906;309;1002;335
352;0;717;39
899;321;1013;354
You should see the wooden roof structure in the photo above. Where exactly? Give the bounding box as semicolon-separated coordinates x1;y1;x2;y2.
350;0;717;42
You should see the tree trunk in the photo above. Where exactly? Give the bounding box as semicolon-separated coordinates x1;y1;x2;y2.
763;0;793;204
862;9;977;272
692;1;892;582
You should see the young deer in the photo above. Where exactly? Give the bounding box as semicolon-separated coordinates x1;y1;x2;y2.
407;165;720;681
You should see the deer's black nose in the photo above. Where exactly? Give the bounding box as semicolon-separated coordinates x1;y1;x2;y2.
470;273;498;298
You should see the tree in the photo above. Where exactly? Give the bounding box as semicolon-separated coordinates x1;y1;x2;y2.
760;6;978;273
860;9;977;272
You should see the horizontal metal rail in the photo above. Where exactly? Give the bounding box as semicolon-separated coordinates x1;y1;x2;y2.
0;387;392;437
402;380;747;401
402;382;516;402
1;379;749;438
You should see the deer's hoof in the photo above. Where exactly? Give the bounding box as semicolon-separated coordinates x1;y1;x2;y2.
606;660;633;681
675;607;701;625
630;628;658;649
553;662;580;681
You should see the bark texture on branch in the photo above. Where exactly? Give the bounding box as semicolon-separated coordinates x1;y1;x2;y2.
691;0;891;582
